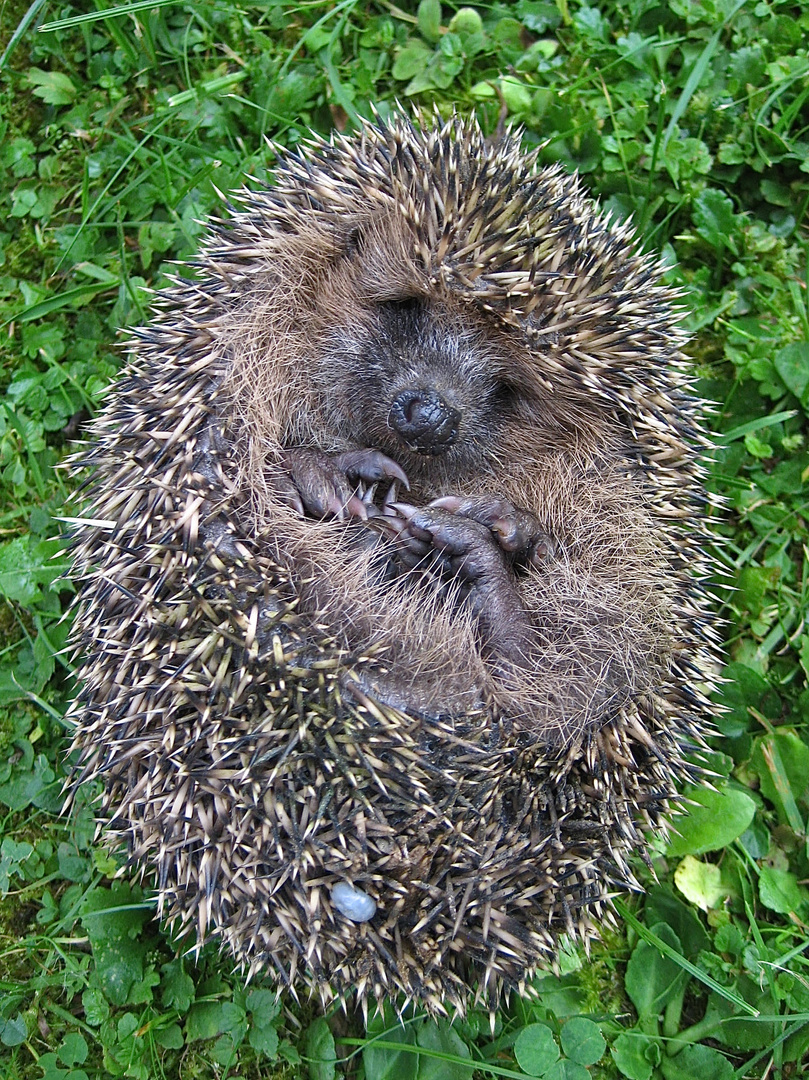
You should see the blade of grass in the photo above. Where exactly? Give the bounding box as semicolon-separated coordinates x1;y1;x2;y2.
0;0;49;69
38;0;180;34
338;1037;528;1079
661;0;747;152
11;281;119;325
716;411;798;443
54;111;177;273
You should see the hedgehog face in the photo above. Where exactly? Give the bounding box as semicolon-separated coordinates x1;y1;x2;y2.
315;293;516;484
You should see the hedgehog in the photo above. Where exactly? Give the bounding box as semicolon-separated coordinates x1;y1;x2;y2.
67;112;720;1015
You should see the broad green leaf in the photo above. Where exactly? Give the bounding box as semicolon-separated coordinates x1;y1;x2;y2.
774;342;809;405
0;753;58;813
79;890;149;1006
514;1;562;34
246;988;281;1027
26;67;77;105
81;987;109;1027
693;188;738;249
660;1043;733;1080
744;432;773;459
783;1020;809;1066
161;959;195;1013
364;1009;418;1080
737;565;780;617
532;973;588;1017
417;0;442;43
560;1018;605;1065
758;866;807;914
625;923;685;1018
0;1014;28;1047
392;42;432;81
644;887;709;959
416;1019;474;1080
544;1061;591;1080
666;787;756;856
185;1002;228;1042
514;1023;559;1076
448;9;483;36
249;1021;279;1060
58;1033;88;1066
750;731;809;828
156;1024;183;1049
0;838;34;892
305;1017;336;1080
674;855;729;911
713;922;745;955
500;76;533;112
611;1032;656;1080
717;663;781;739
0;536;60;605
705;975;776;1051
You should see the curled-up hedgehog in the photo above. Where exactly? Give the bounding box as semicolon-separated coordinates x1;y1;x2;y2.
69;112;720;1014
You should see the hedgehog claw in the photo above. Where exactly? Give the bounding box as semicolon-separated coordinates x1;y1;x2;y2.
429;495;463;512
529;534;557;566
347;494;369;520
274;448;405;523
368;514;405;539
389;502;418;519
335;449;410;490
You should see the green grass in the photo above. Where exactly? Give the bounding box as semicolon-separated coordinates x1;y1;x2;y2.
1;0;808;1077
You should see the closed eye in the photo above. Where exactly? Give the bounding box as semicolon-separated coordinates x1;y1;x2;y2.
380;296;423;315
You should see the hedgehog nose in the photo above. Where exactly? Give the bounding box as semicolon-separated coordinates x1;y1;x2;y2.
389;388;460;455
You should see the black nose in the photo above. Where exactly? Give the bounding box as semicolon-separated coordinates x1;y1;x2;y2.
389;389;460;455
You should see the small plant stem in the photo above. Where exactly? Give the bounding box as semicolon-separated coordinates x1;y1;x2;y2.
641;82;667;233
666;1015;725;1055
662;980;686;1038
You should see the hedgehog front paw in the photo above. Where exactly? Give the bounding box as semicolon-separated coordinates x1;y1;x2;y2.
273;448;409;522
428;495;557;568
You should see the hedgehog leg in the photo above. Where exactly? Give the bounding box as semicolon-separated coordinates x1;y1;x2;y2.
428;495;557;568
272;447;408;521
388;504;536;662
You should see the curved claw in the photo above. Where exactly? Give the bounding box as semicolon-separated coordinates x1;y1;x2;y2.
388;502;419;519
367;514;407;539
327;493;346;521
429;495;463;512
346;494;368;521
271;473;307;518
490;518;523;552
275;447;406;523
422;494;555;563
287;491;305;517
335;450;410;490
529;535;557;566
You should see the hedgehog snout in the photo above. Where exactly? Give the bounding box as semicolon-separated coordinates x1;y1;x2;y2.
388;387;460;456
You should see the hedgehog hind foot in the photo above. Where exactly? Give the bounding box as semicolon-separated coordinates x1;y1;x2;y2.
382;501;543;666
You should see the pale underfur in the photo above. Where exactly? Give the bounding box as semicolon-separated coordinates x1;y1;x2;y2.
198;207;674;745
